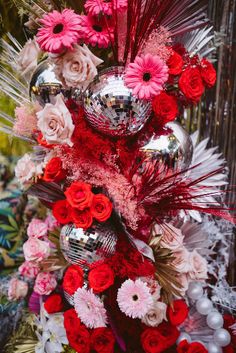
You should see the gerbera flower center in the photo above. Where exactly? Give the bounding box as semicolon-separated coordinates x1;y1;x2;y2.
132;294;139;301
53;23;64;34
143;72;151;82
92;25;103;33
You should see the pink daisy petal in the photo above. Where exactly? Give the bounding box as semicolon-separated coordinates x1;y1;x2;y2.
125;54;169;100
117;279;153;319
37;9;82;53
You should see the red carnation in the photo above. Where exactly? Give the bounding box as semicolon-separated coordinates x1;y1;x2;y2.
167;50;183;75
64;309;90;353
91;327;115;353
179;67;205;103
43;157;65;182
52;199;72;225
177;340;207;353
44;293;63;314
167;300;189;326
152;92;178;125
72;208;93;229
200;58;216;88
91;194;113;222
63;265;84;295
65;181;93;210
141;328;166;353
88;263;114;293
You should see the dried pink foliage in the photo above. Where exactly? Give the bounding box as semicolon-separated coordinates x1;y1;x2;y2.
141;26;172;62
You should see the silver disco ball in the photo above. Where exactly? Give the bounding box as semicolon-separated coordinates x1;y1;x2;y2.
60;223;117;267
140;122;193;171
83;67;152;137
29;59;64;105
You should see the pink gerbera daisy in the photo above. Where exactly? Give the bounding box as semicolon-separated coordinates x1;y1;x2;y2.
85;0;127;16
78;15;114;48
117;279;153;319
37;9;82;53
74;287;107;328
125;54;169;100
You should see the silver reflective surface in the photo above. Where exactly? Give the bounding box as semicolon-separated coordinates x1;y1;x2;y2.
60;223;117;267
140;122;193;171
83;67;152;137
29;60;63;105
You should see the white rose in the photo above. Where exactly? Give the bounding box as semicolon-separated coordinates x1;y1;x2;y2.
189;250;208;280
52;44;103;90
142;301;167;327
37;94;75;146
17;38;41;76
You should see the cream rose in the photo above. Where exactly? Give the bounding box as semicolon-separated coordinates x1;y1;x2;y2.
37;94;75;146
172;247;190;273
17;38;41;76
159;223;184;251
8;278;28;300
52;44;103;90
15;153;43;186
189;250;208;280
142;301;167;327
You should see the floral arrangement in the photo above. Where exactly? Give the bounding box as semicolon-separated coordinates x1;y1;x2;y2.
0;1;236;353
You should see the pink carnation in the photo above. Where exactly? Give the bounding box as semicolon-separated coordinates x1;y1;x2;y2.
34;272;57;295
23;238;50;262
8;278;28;300
27;218;48;238
19;261;40;279
37;9;82;53
125;54;169;100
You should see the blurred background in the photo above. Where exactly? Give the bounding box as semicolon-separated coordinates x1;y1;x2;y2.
0;0;235;279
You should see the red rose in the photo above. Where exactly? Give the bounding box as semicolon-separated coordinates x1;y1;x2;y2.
52;199;72;225
167;50;183;75
64;308;82;335
141;328;166;353
88;263;114;293
43;157;65;182
65;181;93;210
200;58;216;88
223;344;235;353
91;327;115;353
167;300;189;326
177;340;207;353
63;265;84;295
44;293;63;314
179;67;204;103
64;309;90;353
72;208;93;229
91;194;113;222
152;92;178;125
157;321;180;348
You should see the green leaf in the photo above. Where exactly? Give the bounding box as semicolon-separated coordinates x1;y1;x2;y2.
5;232;18;240
8;215;18;230
0;224;15;231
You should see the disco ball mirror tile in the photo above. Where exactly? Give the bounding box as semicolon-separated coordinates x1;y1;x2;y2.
60;223;117;267
83;67;152;137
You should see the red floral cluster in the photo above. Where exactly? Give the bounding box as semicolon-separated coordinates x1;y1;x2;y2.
177;340;207;353
62;263;114;295
106;240;155;279
52;181;113;228
64;308;115;353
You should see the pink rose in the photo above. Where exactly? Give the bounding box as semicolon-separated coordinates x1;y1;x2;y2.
17;38;41;76
23;238;50;262
19;261;40;279
175;273;189;297
8;278;28;300
34;272;57;295
27;218;48;238
52;44;103;90
172;247;190;273
37;95;75;146
159;223;184;250
15;153;43;186
189;250;208;280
